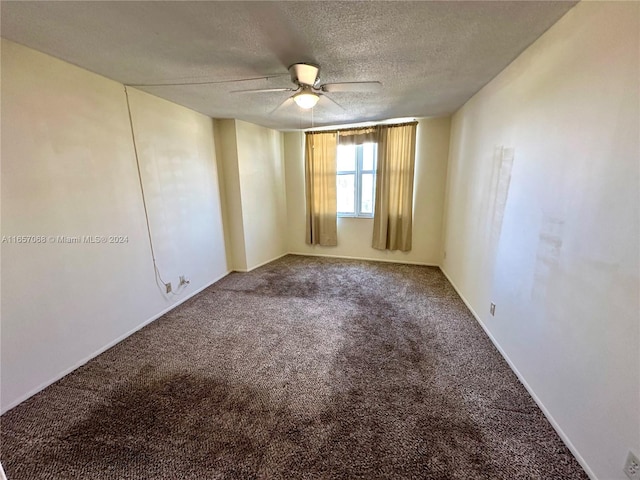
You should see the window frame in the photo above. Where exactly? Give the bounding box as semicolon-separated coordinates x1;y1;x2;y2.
336;143;377;218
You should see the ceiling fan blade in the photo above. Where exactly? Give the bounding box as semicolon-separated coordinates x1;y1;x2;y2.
320;94;346;111
128;74;288;88
269;97;295;115
231;87;295;94
321;81;382;93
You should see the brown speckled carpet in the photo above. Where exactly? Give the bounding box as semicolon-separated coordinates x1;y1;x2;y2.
1;255;587;479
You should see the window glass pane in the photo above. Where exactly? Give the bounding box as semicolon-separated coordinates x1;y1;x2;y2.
337;144;356;172
361;173;375;214
337;174;355;213
362;143;376;171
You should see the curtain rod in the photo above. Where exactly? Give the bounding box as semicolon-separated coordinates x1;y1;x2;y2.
305;120;418;135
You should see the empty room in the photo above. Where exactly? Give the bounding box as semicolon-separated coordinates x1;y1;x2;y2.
0;1;638;479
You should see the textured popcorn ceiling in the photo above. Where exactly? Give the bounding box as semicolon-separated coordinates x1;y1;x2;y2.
1;1;577;130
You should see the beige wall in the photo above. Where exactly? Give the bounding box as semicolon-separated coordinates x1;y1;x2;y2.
284;117;450;265
1;39;229;412
214;119;247;271
214;119;288;271
441;3;639;479
235;120;288;270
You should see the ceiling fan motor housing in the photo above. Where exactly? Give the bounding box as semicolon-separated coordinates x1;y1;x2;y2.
289;63;320;87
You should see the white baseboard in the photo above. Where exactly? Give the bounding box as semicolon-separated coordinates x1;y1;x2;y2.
288;251;439;267
438;266;597;480
232;252;289;273
0;270;230;415
0;462;7;480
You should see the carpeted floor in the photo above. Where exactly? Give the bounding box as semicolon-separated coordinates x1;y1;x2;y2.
1;255;587;479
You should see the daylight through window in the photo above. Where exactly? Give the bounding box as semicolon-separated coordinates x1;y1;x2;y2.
336;143;377;217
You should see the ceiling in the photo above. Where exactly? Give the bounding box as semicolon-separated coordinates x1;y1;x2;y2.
1;1;577;130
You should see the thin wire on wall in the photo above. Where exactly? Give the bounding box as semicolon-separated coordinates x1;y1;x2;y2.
123;86;184;296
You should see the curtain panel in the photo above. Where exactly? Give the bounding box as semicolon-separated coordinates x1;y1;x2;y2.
372;122;418;251
305;131;338;246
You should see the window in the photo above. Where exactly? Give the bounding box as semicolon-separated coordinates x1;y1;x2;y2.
336;143;377;217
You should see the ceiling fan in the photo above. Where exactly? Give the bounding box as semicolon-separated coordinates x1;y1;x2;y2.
231;63;382;111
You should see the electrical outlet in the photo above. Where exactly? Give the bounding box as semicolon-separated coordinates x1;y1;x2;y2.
490;303;496;316
165;282;172;294
624;451;640;480
443;251;447;259
179;275;190;287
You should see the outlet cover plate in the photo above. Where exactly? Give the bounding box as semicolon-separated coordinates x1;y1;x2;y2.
490;303;496;316
625;451;640;480
165;283;172;294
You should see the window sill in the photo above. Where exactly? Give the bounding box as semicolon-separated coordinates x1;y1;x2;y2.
338;214;374;219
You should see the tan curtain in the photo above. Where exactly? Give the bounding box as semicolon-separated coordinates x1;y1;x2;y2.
305;131;338;246
337;126;378;146
372;122;418;251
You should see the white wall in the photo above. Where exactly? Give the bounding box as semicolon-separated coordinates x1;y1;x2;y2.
235;120;287;270
0;39;229;412
214;119;288;272
284;117;450;265
214;119;248;271
441;3;639;479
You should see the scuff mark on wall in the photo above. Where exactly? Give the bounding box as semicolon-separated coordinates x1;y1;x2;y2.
532;216;565;302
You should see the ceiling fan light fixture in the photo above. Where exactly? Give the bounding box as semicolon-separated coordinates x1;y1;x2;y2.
293;88;320;109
